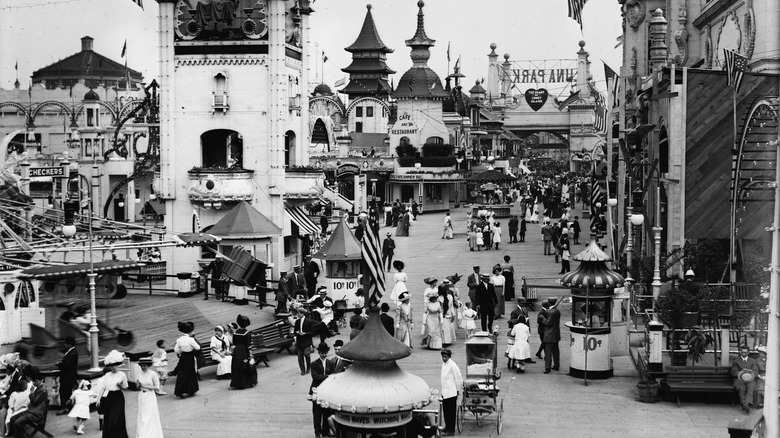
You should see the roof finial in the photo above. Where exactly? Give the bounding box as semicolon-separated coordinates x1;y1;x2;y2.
367;3;372;10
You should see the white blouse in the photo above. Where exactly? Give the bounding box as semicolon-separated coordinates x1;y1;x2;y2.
174;335;201;354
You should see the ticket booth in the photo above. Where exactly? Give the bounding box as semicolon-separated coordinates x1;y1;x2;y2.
314;219;363;309
559;237;625;380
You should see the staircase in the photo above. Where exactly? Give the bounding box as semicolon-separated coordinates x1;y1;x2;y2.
323;186;354;212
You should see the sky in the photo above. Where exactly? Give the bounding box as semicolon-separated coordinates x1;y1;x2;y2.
0;0;622;94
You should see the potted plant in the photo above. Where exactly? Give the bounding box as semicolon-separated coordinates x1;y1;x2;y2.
683;326;714;367
656;287;701;365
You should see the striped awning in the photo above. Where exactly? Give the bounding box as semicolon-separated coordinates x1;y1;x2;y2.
285;207;319;236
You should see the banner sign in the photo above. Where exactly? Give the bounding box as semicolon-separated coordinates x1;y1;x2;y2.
524;89;549;111
389;112;418;136
336;163;360;177
335;411;412;429
29;167;65;178
507;59;577;86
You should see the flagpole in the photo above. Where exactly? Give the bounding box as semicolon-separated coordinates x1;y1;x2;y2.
729;84;737;283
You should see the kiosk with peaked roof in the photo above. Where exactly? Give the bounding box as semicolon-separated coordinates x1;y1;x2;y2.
314;219;362;307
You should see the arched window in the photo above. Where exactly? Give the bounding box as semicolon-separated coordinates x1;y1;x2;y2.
285;131;296;167
311;119;330;152
426;136;444;145
659;127;669;174
399;137;411;146
213;73;228;111
200;129;242;168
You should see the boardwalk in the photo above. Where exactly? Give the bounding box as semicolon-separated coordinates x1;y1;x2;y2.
39;205;737;438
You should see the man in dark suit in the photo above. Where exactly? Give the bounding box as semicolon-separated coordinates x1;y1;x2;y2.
9;368;47;438
541;220;554;255
292;309;315;375
379;303;395;336
330;340;349;373
731;345;761;412
287;265;306;299
541;297;562;373
381;233;395;272
310;343;336;438
475;275;498;332
466;266;480;305
304;256;320;299
535;301;550;359
56;336;78;415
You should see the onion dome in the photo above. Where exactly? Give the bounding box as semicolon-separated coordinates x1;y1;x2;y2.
315;308;434;415
392;1;448;100
312;83;333;96
469;79;486;96
559;235;625;291
83;89;100;101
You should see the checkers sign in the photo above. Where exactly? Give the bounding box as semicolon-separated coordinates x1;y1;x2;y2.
29;167;65;178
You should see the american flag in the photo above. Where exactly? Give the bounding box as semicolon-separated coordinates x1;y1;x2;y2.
603;62;620;109
361;216;386;307
591;85;607;133
568;0;588;29
590;179;606;238
723;48;748;93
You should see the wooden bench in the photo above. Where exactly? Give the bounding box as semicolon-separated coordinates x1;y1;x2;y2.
251;320;294;356
662;366;736;407
520;277;570;310
197;341;220;371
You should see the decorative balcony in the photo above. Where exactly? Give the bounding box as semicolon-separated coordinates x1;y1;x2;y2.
187;167;254;208
212;93;229;113
284;166;325;199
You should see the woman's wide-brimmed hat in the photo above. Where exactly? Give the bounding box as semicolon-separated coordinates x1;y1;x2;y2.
138;357;153;366
446;273;462;284
236;314;250;328
398;291;410;302
393;260;405;270
423;276;438;285
178;321;194;334
104;350;125;367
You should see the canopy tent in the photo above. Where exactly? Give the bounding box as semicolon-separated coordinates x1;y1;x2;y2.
465;169;517;183
208;201;281;239
313;219;362;261
18;260;146;280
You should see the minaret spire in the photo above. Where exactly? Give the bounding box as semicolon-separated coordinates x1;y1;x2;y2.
405;0;435;67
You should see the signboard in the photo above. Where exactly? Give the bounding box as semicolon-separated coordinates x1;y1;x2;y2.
335;411;413;429
524;89;549;111
390;174;423;182
326;277;360;304
568;328;611;372
507;59;577;86
336;163;360;177
389;112;418;136
29;167;65;178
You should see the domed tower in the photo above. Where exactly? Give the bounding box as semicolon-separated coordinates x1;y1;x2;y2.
340;4;395;100
392;1;448;101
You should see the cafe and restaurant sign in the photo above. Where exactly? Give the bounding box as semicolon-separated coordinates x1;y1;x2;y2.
389;112;417;136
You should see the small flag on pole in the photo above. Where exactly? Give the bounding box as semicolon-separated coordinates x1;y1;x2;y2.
361;216;385;307
603;62;620;109
131;0;144;9
723;48;748;93
121;40;127;58
447;41;451;63
334;76;346;88
567;0;588;30
322;52;328;63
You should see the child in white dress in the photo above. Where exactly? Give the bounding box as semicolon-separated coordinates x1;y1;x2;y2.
5;380;30;434
151;339;168;395
68;380;95;435
459;302;477;339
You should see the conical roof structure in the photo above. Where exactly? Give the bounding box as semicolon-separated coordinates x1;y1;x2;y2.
341;4;395;98
314;308;434;416
313;219;362;261
208;201;281;239
393;1;448;100
559;235;625;291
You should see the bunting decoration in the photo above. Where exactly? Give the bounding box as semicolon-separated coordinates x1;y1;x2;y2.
567;0;588;29
361;215;385;307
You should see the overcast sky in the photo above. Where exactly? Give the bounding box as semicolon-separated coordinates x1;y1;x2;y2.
0;0;622;94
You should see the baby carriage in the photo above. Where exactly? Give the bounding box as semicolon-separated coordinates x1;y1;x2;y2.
333;298;348;328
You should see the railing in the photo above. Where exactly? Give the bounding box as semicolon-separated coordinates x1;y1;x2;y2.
288;95;301;109
212;93;229;112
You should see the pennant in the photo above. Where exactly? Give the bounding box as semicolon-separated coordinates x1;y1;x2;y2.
723;48;747;93
568;0;588;30
131;0;144;9
121;40;127;58
334;77;346;88
361;216;385;307
322;52;328;63
447;41;451;63
454;55;461;71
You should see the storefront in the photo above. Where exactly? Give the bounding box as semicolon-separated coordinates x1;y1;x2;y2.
389;173;465;213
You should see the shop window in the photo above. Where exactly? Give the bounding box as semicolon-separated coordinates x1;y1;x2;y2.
425;185;442;203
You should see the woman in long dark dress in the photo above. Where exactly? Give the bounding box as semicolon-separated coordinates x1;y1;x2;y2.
230;314;257;389
173;321;200;398
99;350;129;438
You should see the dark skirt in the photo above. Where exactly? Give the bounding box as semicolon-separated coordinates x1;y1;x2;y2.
503;272;515;301
102;390;128;438
174;351;199;397
230;331;257;389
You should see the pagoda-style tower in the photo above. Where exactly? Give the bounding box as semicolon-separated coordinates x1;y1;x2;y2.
340;4;395;100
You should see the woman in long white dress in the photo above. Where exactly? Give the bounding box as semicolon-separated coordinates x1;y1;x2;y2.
422;295;443;350
395;292;413;348
507;317;531;373
492;222;502;250
209;326;233;380
490;267;506;318
390;260;408;305
136;357;164;438
438;285;456;346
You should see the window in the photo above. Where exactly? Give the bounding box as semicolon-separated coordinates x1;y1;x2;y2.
355;122;363;133
425;185;442;202
86;108;99;127
400;136;410;146
213;73;228;111
201;129;243;168
426;136;444;144
284;236;296;256
366;107;374;117
355;107;363;117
